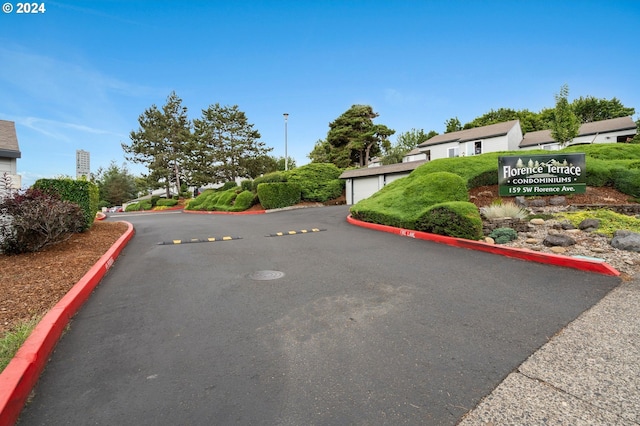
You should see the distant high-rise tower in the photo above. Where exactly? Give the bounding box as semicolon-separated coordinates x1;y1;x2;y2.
76;149;90;179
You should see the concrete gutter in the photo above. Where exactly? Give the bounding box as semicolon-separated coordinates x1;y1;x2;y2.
346;215;620;276
0;222;135;426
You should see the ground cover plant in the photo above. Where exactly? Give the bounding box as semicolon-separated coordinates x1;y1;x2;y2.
557;209;640;237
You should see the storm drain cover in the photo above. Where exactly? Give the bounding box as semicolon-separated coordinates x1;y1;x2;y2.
249;270;285;281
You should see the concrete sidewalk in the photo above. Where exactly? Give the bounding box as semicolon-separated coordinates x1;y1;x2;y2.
459;276;640;425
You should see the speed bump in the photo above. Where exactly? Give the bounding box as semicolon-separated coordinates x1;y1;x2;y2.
158;236;241;245
266;228;326;237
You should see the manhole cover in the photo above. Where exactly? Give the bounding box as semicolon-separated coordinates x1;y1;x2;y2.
249;270;285;281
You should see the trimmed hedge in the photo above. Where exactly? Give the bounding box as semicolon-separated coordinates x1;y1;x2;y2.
284;163;345;202
257;182;301;209
415;201;483;240
252;172;287;191
125;199;152;211
350;171;468;230
220;181;238;191
32;178;99;230
612;168;640;199
232;190;257;211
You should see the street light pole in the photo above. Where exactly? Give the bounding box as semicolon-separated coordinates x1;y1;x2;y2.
283;113;289;171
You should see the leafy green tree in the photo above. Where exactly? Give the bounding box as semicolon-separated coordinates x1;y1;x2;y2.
463;108;545;133
381;128;436;165
550;84;580;146
240;154;278;178
323;105;395;168
444;117;463;133
308;139;332;163
191;104;271;184
122;91;191;198
92;161;138;206
571;96;635;123
276;156;296;171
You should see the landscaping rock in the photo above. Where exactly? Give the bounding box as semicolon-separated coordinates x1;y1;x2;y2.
560;220;576;230
515;196;527;207
529;199;547;207
611;230;640;253
579;218;600;231
543;234;576;247
530;218;545;225
483;237;495;244
548;196;566;206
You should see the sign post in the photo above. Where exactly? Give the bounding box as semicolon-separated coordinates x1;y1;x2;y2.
498;153;586;197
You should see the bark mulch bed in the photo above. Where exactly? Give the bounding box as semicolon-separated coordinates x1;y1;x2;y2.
0;221;128;335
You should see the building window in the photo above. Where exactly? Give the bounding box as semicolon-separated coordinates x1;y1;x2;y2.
448;147;459;158
474;141;482;155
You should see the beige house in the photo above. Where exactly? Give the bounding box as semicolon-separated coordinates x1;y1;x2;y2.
415;120;523;160
519;116;637;150
0;120;21;191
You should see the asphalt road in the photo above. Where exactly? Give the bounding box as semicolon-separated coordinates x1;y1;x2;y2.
18;206;620;425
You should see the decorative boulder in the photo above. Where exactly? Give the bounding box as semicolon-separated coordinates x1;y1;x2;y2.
610;230;640;253
529;199;547;207
548;196;566;206
543;234;576;247
579;218;600;232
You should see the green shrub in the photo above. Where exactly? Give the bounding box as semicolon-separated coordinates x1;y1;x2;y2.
252;172;287;191
32;178;99;230
415;201;483;240
284;163;344;202
412;154;503;189
0;189;86;254
257;182;301;209
488;227;518;244
584;158;614;187
151;195;160;207
231;190;256;211
220;181;238;191
185;189;215;210
350;171;468;229
156;198;178;207
125;200;152;211
240;179;253;192
612;168;640;198
467;169;498;188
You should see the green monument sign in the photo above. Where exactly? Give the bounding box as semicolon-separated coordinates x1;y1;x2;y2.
498;153;586;196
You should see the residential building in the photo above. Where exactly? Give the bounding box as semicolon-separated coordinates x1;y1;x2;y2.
519;116;637;150
0;120;22;191
415;120;523;160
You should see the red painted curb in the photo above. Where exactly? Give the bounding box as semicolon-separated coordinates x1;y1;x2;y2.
0;221;135;426
182;209;266;215
347;215;620;277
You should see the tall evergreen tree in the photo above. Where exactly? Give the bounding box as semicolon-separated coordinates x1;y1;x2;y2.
190;104;270;183
122;92;191;198
324;105;394;168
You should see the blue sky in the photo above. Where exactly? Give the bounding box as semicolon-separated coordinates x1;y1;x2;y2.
1;0;639;187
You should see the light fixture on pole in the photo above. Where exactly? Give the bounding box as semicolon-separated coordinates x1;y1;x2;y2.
283;113;289;171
